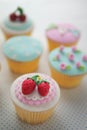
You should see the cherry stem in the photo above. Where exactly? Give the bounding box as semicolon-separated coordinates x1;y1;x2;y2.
14;7;23;15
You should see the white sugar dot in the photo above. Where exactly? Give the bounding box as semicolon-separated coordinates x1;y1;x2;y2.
32;96;37;100
22;45;26;48
12;54;17;59
36;50;40;55
25;52;30;56
58;27;67;35
17;38;22;42
10;46;15;50
32;43;37;47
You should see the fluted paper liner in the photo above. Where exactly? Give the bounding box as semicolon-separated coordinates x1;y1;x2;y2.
50;66;84;88
6;57;40;74
47;38;78;51
13;102;57;124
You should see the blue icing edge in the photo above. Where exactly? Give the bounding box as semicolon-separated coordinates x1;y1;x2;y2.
4;19;33;31
3;36;43;62
49;47;87;76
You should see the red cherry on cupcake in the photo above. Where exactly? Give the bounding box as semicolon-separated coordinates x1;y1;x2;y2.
19;14;26;22
38;81;50;96
22;78;36;95
9;13;17;21
9;7;26;22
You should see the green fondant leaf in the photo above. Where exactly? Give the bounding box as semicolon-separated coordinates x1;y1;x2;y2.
66;53;70;56
39;80;49;84
36;80;42;85
31;75;41;84
79;66;85;71
46;24;58;30
52;57;57;61
75;50;81;53
66;65;71;70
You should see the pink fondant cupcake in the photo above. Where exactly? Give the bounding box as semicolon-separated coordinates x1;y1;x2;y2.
10;73;60;124
46;23;80;51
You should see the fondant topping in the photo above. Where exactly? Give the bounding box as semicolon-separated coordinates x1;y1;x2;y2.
21;75;50;96
56;54;60;60
46;23;80;43
49;46;87;76
3;18;33;31
68;54;74;61
9;7;26;22
60;63;66;70
2;7;33;33
15;73;56;106
3;36;43;62
59;45;64;52
83;55;87;61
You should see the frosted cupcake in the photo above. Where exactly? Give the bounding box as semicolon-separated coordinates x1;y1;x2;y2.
10;73;60;124
46;23;80;51
1;7;34;39
3;36;43;74
49;46;87;88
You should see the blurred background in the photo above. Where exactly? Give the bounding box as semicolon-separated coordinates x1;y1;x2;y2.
0;0;87;130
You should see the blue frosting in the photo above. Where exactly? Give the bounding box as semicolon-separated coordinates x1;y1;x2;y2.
3;36;43;62
4;19;33;31
49;47;87;76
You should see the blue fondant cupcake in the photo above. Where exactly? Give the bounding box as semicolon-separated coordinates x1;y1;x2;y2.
3;36;43;74
1;7;34;39
49;46;87;88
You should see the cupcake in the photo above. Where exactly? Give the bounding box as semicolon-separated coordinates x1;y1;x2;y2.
49;46;87;88
3;36;43;74
1;7;34;39
10;73;60;124
46;23;80;51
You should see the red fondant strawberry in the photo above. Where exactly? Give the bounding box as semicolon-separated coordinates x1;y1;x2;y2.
9;13;17;21
22;78;36;95
38;81;50;96
19;14;26;22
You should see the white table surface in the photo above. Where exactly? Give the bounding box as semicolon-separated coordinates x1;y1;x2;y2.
0;0;87;130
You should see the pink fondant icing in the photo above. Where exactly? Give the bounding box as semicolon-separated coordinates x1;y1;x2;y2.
72;46;77;52
69;54;74;61
76;62;81;68
15;74;56;106
60;45;64;52
46;23;80;44
56;54;60;60
83;55;87;61
60;63;66;70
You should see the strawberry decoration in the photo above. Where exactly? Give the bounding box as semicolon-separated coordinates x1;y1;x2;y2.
22;78;36;95
38;81;50;96
21;75;50;96
9;7;26;22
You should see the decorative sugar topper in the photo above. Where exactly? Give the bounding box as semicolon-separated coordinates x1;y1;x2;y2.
46;24;79;37
22;75;50;96
9;7;26;22
52;46;87;72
